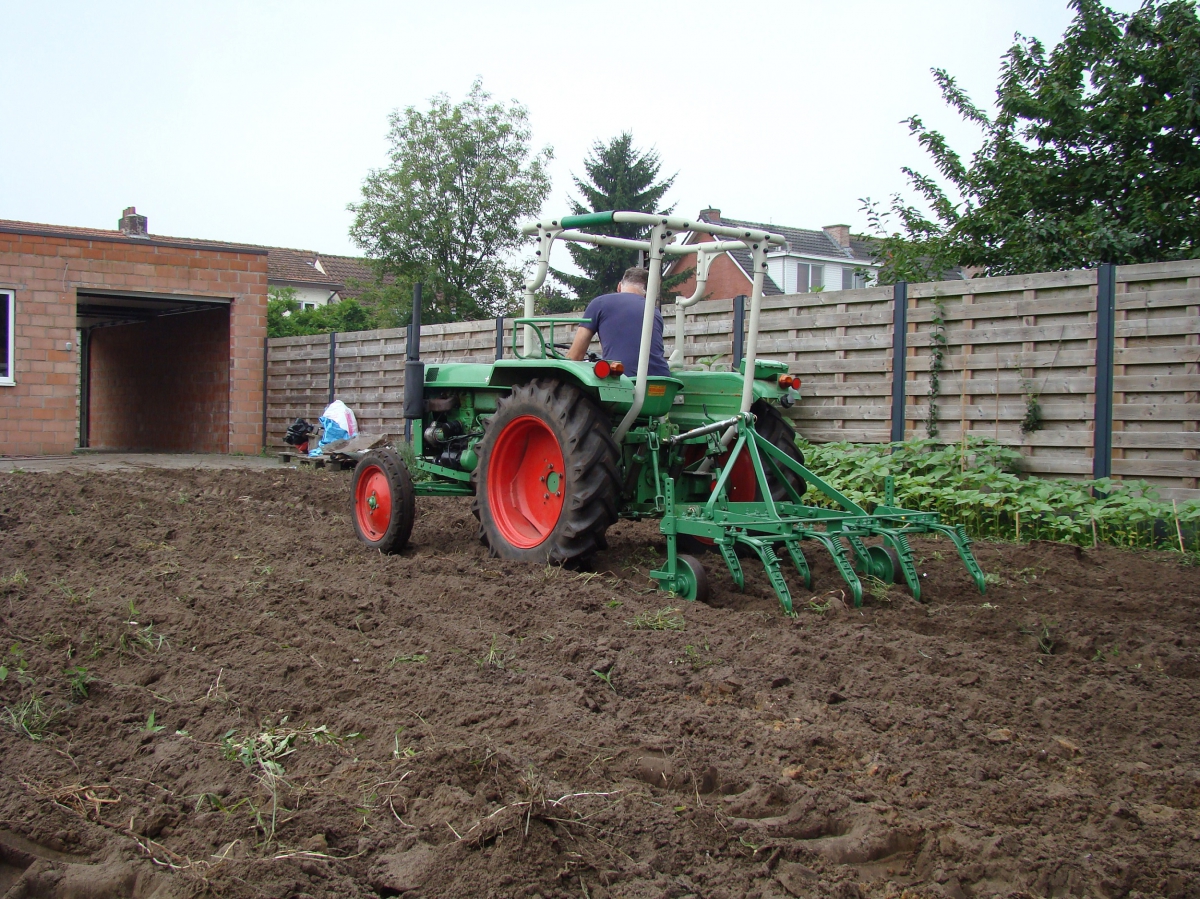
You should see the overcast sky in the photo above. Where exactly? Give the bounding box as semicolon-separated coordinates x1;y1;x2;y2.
1;1;1144;260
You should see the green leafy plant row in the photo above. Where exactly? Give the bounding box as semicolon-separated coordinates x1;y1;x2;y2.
799;437;1200;551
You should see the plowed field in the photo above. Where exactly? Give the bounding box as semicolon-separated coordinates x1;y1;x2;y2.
1;466;1197;898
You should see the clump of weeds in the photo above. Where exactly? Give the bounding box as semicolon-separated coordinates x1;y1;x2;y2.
3;696;58;741
864;576;893;604
805;596;834;615
1020;618;1057;655
64;666;94;702
141;710;166;733
221;720;360;844
51;577;94;605
630;606;685;631
389;652;428;667
476;635;514;670
1;569;28;593
591;667;616;692
676;640;720;671
0;645;33;686
118;622;168;657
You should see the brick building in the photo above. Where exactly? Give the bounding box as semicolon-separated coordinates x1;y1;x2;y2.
0;208;268;456
665;209;880;299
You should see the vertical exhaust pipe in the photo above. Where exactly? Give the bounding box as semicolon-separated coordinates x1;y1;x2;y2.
403;283;424;443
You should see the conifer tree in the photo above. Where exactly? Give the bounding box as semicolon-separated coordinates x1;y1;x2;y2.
551;134;684;303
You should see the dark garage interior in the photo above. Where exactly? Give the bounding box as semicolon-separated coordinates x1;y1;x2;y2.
78;290;232;452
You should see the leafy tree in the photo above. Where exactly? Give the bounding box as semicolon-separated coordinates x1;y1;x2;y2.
267;287;377;338
345;271;416;329
865;0;1200;283
551;133;687;302
350;80;553;323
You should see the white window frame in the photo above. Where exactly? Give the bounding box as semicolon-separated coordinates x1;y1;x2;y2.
0;290;14;387
794;262;810;293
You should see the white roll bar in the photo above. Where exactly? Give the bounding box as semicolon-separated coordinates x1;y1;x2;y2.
519;212;784;442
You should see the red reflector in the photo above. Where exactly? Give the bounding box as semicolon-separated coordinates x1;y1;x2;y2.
593;360;611;379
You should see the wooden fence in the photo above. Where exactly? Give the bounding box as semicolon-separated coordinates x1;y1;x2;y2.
266;258;1200;498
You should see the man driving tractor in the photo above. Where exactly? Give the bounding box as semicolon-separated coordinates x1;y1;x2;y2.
566;266;671;376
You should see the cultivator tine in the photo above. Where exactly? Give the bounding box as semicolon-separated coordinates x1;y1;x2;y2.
929;523;988;594
716;537;744;591
808;532;863;607
883;531;921;602
846;536;872;573
784;539;811;589
740;537;794;616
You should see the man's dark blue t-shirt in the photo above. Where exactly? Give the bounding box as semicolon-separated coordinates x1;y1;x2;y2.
581;292;671;377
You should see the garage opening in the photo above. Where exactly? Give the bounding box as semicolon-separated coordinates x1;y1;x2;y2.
77;290;232;452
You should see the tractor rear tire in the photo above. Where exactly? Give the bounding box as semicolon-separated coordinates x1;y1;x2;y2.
751;400;807;501
473;378;620;564
351;447;416;553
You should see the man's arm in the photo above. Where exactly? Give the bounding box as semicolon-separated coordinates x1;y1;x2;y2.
567;326;595;361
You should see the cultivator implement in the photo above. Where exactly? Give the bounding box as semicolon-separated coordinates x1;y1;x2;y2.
649;412;988;613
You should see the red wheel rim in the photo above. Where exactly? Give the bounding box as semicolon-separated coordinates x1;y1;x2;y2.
487;415;566;549
682;446;757;502
681;446;757;547
355;464;393;541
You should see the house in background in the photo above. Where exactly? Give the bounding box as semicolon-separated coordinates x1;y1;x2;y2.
664;209;880;300
266;248;376;309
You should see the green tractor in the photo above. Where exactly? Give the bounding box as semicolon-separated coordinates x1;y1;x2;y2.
350;211;987;612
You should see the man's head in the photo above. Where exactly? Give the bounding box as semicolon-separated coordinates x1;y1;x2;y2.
617;267;649;296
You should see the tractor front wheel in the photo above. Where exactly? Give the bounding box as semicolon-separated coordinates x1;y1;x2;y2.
474;378;620;564
351;447;416;553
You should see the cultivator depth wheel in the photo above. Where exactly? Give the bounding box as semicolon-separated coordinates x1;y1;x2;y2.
862;544;903;584
674;554;710;604
351;447;416;553
474;378;620;563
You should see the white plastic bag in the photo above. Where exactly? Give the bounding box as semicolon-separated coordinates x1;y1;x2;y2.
311;400;358;455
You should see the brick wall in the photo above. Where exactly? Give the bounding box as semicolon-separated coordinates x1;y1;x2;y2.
88;308;230;451
667;234;754;301
0;229;267;455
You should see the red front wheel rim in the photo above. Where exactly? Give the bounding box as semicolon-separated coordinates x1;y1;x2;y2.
355;464;393;541
488;415;566;549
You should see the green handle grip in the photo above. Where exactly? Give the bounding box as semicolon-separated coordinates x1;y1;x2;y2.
559;211;615;230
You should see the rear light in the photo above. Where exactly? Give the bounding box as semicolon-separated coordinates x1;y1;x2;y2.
779;374;799;390
610;361;624;375
593;360;611;378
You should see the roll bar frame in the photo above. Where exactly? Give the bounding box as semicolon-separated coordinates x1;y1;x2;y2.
520;212;786;442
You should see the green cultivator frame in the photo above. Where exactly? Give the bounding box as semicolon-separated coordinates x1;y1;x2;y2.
348;209;987;613
647;411;987;613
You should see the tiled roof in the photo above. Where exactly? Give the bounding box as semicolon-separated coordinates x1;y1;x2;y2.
267;247;341;286
318;254;378;289
710;214;876;263
265;248;380;299
0;218;266;254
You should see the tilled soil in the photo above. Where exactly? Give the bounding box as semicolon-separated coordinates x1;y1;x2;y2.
0;466;1198;899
